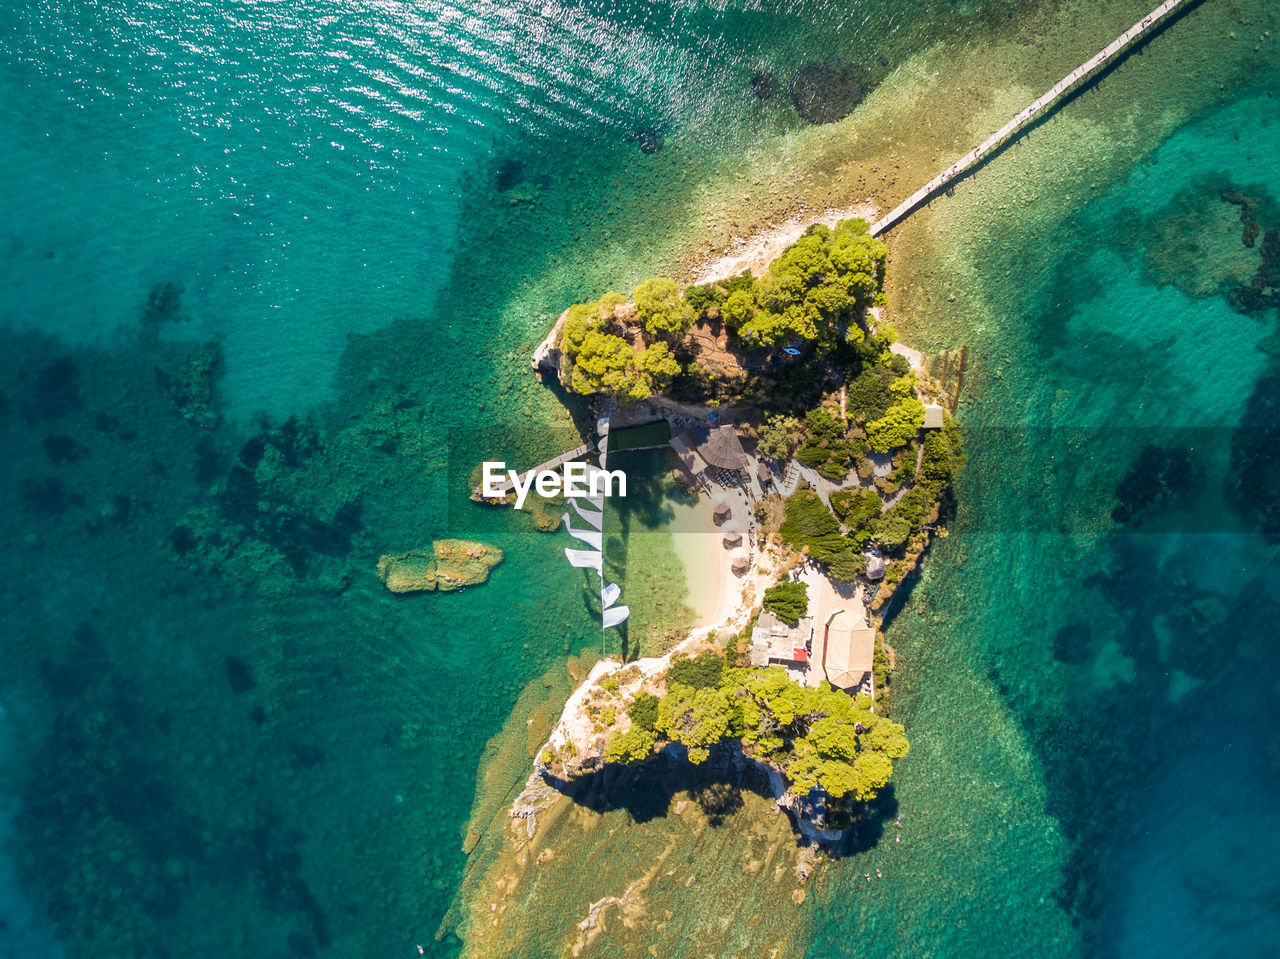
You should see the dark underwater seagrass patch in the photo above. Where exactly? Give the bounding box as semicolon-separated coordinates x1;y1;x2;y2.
790;61;866;124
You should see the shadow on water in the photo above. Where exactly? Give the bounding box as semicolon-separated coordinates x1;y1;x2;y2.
609;449;686;530
538;747;775;826
538;744;898;855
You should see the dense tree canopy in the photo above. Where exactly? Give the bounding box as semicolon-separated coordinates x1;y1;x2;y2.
830;487;881;534
557;220;889;405
655;683;733;764
634;277;696;339
845;364;899;422
604;727;657;764
559;291;683;403
778;485;864;579
731;220;887;350
866;397;925;453
604;652;909;802
757;413;805;461
628;691;660;731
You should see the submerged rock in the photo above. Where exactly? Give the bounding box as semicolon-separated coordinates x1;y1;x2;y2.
625;125;664;154
749;69;777;100
790;61;865;124
377;539;503;593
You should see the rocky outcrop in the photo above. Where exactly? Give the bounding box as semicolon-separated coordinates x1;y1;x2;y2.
377;539;503;593
925;345;969;413
531;308;569;376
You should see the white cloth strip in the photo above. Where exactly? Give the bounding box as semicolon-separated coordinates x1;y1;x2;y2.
601;582;621;609
561;514;603;551
564;548;602;574
602;605;630;629
569;498;604;530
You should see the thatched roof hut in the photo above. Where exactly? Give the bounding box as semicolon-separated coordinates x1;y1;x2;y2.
701;425;749;471
729;547;751;573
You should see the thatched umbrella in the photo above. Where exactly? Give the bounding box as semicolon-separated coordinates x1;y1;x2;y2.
721;523;743;547
729;547;751;574
710;490;732;523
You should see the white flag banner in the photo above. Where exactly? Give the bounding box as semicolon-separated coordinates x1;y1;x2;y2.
561;514;603;551
561;425;627;633
564;548;602;573
601;582;621;609
569;498;604;530
602;605;630;629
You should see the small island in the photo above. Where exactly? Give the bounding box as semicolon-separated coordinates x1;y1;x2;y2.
508;216;964;854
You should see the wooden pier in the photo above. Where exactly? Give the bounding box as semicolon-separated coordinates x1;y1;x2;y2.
870;0;1194;237
487;442;595;496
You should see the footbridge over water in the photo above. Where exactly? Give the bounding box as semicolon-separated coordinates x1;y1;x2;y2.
869;0;1195;238
485;441;595;496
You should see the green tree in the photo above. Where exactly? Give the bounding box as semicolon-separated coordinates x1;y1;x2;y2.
807;716;859;761
866;397;925;453
628;691;660;731
757;414;805;461
779;486;844;558
827;226;887;311
871;513;912;550
919;416;965;491
830;488;881;531
656;685;732;763
722;288;758;331
604;727;657;764
634;277;695;338
568;330;651;402
763;581;809;626
667;650;725;690
825;548;868;581
683;282;725;317
804;407;844;443
637;341;681;392
852;751;895;800
859;715;910;759
845;365;898;422
739;304;819;348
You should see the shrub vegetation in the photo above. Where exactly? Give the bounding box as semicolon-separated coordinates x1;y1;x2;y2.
762;581;809;626
778;485;864;580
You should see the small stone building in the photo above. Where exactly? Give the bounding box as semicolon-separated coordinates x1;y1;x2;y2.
750;611;813;668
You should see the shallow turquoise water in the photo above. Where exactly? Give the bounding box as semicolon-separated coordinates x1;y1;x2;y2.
2;1;1279;958
0;2;1010;957
799;81;1280;958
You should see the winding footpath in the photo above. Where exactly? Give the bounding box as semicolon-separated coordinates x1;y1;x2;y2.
870;0;1195;237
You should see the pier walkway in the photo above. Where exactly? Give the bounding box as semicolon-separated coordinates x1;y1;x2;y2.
489;442;595;495
869;0;1193;237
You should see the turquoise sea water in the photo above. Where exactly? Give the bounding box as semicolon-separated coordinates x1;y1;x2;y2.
2;1;1279;958
799;83;1280;957
0;2;1002;956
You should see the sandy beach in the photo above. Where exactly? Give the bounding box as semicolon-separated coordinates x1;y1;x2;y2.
690;202;879;285
666;493;737;629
